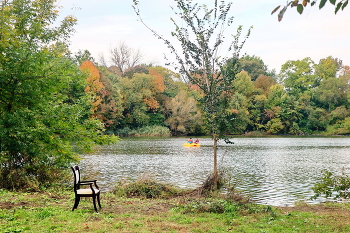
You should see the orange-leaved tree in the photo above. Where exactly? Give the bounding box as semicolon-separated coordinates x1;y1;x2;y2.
80;60;104;116
146;67;165;111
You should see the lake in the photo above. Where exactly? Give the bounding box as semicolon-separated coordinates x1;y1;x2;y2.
79;136;350;206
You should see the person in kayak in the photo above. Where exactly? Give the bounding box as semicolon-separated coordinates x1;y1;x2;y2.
187;138;193;144
194;138;199;144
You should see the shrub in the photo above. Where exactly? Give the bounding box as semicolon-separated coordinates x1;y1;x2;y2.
113;176;182;198
312;169;350;200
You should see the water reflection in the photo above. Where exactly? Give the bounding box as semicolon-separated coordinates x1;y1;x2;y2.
79;137;350;206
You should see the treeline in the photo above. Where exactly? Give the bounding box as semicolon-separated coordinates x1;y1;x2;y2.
84;53;350;136
79;58;203;136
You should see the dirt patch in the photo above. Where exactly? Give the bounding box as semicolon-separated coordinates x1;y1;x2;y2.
0;201;30;209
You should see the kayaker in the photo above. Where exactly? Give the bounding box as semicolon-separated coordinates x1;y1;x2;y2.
194;138;199;144
188;138;193;144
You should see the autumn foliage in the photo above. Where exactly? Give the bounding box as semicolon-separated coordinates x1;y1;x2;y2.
80;60;104;114
144;68;165;111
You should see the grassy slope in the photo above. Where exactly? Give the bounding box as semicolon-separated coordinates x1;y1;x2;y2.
1;189;350;233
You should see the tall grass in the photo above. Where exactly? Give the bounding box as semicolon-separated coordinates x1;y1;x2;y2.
113;175;184;198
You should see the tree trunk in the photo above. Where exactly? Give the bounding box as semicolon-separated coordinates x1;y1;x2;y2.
213;133;218;176
213;133;218;190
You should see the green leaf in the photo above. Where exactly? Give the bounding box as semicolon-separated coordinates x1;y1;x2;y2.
335;2;342;13
342;0;348;10
319;0;327;9
271;5;281;15
278;6;287;22
297;4;304;14
311;1;317;6
329;0;336;5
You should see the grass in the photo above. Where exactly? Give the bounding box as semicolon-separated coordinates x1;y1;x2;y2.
2;187;350;233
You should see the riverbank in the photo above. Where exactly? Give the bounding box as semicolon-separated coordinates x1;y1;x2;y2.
1;189;350;232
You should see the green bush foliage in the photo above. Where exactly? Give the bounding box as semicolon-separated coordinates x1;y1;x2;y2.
113;177;183;198
312;169;350;200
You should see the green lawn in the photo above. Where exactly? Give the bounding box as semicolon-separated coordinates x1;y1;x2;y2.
1;189;350;233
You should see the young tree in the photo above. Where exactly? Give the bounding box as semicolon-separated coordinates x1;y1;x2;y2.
0;0;117;190
133;0;251;186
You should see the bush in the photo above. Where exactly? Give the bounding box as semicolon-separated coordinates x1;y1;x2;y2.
113;176;182;198
0;167;70;191
312;169;350;200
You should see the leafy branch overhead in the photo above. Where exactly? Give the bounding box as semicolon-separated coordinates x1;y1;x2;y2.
272;0;348;21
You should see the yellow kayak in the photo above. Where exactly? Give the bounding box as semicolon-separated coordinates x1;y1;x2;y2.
183;143;200;147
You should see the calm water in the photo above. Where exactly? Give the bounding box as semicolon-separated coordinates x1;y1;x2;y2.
79;137;350;206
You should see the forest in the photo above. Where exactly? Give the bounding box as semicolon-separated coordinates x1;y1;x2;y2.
85;51;350;137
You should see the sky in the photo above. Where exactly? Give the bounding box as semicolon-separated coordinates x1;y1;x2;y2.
56;0;350;73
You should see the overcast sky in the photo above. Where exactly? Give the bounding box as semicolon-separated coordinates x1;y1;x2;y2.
57;0;350;73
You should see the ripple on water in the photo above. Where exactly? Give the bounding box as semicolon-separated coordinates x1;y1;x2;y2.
79;137;350;206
